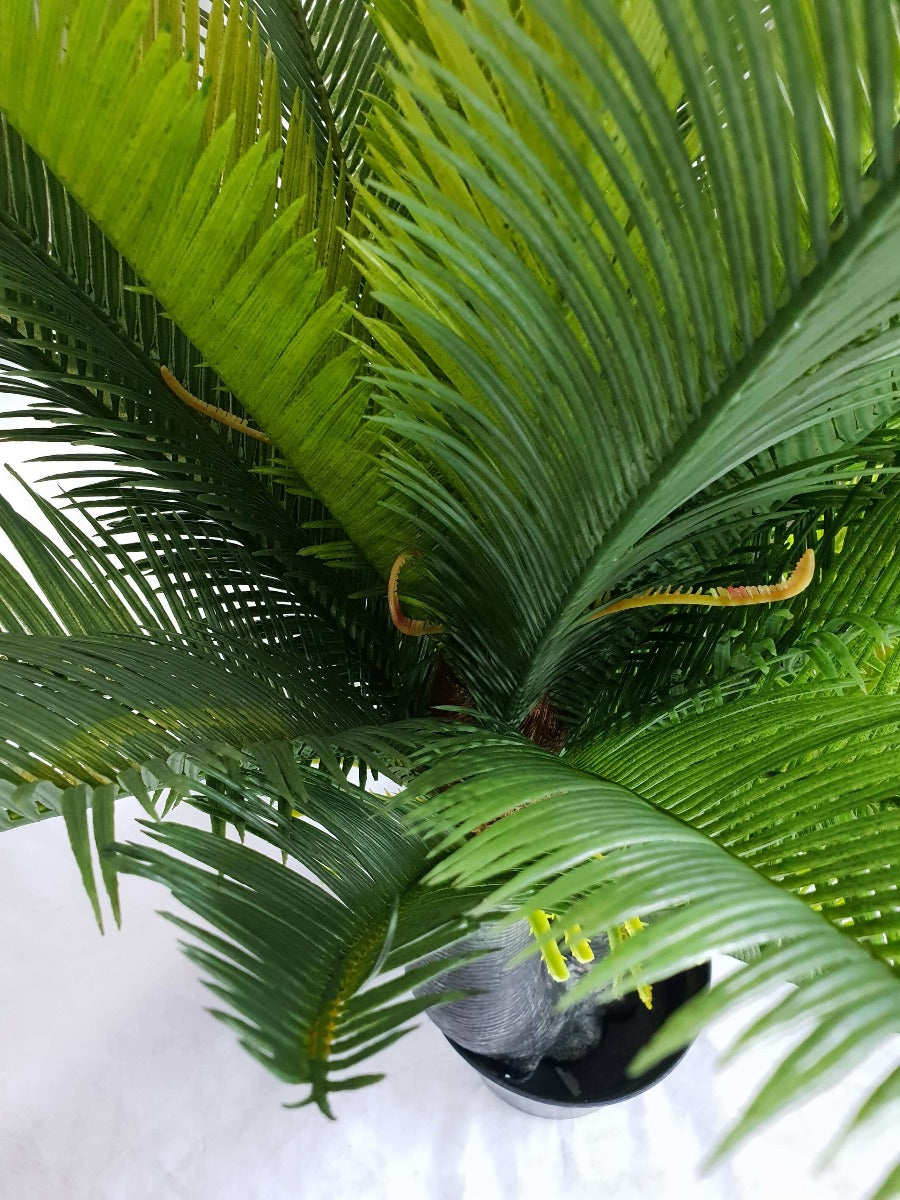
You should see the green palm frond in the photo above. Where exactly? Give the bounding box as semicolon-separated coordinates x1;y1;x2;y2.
111;746;484;1115
0;111;427;697
0;481;384;791
360;0;900;721
406;721;900;1180
0;107;282;489
0;479;393;927
0;0;405;570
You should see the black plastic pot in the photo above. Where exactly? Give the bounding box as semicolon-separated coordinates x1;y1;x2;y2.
444;961;712;1118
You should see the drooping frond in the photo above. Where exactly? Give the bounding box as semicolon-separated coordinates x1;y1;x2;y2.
360;0;900;720
0;471;405;928
0;0;407;570
111;746;486;1115
403;723;900;1185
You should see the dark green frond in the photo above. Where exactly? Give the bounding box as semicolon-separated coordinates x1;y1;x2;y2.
243;0;390;177
0;484;394;925
112;752;484;1115
0;486;384;790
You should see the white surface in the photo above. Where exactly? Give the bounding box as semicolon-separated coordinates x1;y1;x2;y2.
1;798;895;1200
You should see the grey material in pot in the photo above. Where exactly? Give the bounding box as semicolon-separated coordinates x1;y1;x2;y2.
414;919;611;1080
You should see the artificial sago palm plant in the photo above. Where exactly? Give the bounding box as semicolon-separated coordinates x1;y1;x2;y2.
0;0;898;1191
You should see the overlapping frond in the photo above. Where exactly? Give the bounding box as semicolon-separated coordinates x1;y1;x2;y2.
0;475;401;928
0;8;897;1186
0;0;405;569
243;0;390;176
403;725;900;1188
360;0;900;721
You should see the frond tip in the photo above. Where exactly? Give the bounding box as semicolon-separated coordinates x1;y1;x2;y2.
588;549;816;624
388;553;445;637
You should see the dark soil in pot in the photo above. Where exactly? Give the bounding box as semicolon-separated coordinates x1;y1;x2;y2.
443;961;712;1118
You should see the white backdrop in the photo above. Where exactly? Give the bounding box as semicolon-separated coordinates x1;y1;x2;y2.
1;796;895;1200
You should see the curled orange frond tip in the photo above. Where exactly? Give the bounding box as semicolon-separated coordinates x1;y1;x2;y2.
388;553;445;637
